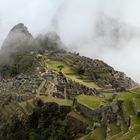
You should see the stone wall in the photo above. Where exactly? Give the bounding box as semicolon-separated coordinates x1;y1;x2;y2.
76;102;96;119
75;100;117;126
67;115;87;133
56;74;99;100
10;94;35;102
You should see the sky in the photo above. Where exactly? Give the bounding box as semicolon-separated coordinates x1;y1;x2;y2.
1;0;140;82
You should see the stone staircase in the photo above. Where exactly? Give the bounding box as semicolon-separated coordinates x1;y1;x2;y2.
36;79;46;96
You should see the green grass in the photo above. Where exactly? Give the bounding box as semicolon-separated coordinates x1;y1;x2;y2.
46;60;100;89
80;127;106;140
124;100;135;115
38;96;73;106
66;74;100;89
46;60;74;74
76;95;104;110
103;93;113;98
131;115;140;125
90;127;107;140
79;89;140;140
131;88;140;93
107;123;121;137
132;98;140;113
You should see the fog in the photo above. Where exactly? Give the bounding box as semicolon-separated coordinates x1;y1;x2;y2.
0;0;140;82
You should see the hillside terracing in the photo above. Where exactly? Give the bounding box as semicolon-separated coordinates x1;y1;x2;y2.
0;23;140;140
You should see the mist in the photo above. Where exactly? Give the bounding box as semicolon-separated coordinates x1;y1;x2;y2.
1;0;140;82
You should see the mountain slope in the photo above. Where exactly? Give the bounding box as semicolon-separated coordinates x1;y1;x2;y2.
0;23;139;140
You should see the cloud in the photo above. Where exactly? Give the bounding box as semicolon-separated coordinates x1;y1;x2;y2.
0;0;140;82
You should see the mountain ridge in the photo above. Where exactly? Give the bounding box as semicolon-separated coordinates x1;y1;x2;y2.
0;23;139;140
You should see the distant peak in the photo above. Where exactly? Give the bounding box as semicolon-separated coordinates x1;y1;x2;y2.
10;23;32;38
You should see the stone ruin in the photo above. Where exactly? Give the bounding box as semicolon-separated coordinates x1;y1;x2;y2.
44;72;99;100
63;53;137;90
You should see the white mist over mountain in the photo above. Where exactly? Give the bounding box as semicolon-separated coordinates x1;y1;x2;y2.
0;0;140;82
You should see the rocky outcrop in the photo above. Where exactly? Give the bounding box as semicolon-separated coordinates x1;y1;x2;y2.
0;23;35;64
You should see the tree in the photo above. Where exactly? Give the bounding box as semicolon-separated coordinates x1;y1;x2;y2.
57;65;64;72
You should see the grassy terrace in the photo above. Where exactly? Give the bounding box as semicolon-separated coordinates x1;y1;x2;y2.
46;60;100;89
0;96;73;124
131;87;140;93
92;127;107;140
107;123;121;137
38;96;72;106
83;127;107;140
76;95;105;110
46;60;74;74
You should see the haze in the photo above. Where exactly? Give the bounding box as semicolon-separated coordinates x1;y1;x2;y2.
0;0;140;82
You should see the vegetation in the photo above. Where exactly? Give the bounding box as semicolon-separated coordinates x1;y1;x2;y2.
38;96;73;106
46;60;100;89
0;43;139;140
13;54;37;75
0;102;77;140
76;95;104;110
57;65;64;72
68;111;90;125
107;123;121;137
132;98;140;114
77;67;85;75
82;127;107;140
46;60;74;74
0;53;37;77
